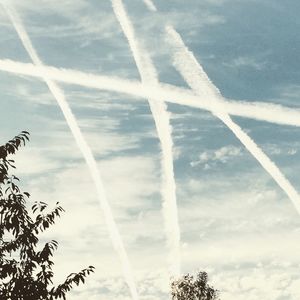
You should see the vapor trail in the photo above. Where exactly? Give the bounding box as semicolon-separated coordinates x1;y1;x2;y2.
111;0;181;276
165;25;300;215
1;59;300;128
143;0;157;12
1;3;139;299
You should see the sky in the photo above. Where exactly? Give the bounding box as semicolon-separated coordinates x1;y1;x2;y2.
1;0;300;299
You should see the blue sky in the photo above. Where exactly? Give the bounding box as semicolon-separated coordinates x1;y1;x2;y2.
1;0;300;299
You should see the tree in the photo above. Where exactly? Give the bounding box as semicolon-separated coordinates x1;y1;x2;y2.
171;271;219;300
0;131;95;300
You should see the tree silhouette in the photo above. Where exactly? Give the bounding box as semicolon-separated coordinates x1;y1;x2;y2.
171;271;219;300
0;131;95;299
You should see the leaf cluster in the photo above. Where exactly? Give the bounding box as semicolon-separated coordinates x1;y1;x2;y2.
0;132;95;300
171;271;219;300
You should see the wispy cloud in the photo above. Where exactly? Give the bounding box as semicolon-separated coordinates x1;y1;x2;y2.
223;56;267;71
190;145;242;168
25;154;169;299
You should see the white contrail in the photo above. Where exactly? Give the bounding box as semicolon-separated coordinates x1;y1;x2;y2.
143;0;157;12
111;0;180;276
1;59;300;128
165;25;300;215
1;3;139;299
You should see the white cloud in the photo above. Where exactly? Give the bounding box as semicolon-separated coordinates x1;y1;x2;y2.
7;0;116;39
26;154;162;246
14;146;61;175
264;143;298;156
223;56;267;71
190;145;242;168
11;127;140;178
21;152;173;299
68;270;170;300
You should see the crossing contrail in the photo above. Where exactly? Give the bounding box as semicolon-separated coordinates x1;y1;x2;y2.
111;0;181;276
165;25;300;215
1;3;139;299
1;59;300;128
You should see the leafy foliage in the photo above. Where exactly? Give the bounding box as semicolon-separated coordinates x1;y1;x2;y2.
171;271;219;300
0;132;95;299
